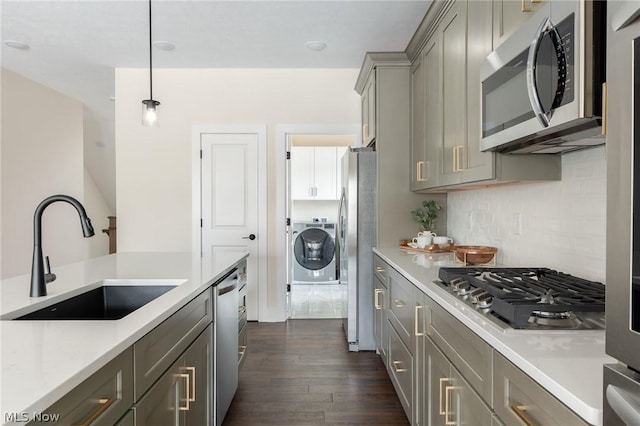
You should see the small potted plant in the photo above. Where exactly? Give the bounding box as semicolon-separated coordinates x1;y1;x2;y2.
411;200;441;233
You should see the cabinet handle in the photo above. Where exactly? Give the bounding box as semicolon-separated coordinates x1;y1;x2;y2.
73;398;115;426
375;266;386;273
416;161;426;182
393;299;406;308
602;82;607;135
439;377;449;415
374;289;383;309
453;146;464;172
511;405;537;426
178;373;191;411
445;385;456;426
185;366;196;402
363;124;369;140
414;305;425;336
521;0;532;12
392;360;407;373
239;345;247;358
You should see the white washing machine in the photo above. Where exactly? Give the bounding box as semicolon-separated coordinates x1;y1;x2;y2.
292;222;337;283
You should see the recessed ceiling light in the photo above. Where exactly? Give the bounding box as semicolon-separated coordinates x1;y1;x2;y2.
153;40;175;51
305;41;327;52
4;40;29;50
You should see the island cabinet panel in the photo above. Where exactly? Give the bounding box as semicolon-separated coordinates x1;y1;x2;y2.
134;324;213;426
27;348;134;426
388;321;415;423
493;352;589;426
134;289;212;400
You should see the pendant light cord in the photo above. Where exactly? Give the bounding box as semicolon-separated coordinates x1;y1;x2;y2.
148;0;153;100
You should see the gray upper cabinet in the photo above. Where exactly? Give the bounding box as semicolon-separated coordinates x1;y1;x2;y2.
361;71;376;146
492;0;548;50
407;0;560;192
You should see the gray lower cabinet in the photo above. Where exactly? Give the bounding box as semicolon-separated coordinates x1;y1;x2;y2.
134;324;213;426
373;268;389;365
493;352;588;426
134;289;213;400
27;348;134;426
373;256;588;426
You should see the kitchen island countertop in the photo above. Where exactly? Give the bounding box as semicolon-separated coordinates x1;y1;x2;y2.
0;251;247;424
374;246;614;426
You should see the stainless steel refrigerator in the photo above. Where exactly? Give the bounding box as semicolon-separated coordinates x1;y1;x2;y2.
337;147;376;351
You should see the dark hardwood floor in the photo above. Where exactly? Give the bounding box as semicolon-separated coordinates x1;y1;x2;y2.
223;319;410;425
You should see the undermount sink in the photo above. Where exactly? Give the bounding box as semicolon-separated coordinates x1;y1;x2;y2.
12;279;186;321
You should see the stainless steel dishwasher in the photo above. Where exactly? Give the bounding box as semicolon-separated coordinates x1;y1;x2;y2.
214;266;239;426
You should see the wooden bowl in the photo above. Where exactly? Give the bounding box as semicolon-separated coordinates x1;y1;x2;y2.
454;245;498;265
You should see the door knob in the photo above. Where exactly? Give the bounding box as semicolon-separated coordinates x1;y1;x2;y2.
243;234;256;240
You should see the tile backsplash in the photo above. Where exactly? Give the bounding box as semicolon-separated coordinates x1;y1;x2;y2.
447;146;606;283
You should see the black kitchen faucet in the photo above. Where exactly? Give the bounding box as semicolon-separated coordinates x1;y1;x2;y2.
30;195;95;297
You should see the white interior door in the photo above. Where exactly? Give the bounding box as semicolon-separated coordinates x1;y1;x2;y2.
201;132;259;320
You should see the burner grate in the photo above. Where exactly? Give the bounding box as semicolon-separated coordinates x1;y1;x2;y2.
438;267;605;328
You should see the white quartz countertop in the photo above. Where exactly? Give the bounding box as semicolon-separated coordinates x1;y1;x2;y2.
373;246;614;426
0;251;247;425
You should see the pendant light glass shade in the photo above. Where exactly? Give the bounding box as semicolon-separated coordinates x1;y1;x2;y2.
142;0;159;127
142;99;160;127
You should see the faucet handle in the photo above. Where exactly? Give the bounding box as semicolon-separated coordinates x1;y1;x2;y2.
44;256;57;284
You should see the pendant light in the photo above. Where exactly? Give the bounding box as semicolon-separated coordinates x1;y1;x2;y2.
142;0;160;126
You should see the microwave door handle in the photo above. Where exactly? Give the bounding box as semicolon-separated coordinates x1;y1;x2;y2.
527;18;553;127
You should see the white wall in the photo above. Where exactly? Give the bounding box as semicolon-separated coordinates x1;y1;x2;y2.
115;68;360;319
447;146;606;282
292;200;340;223
1;70;86;278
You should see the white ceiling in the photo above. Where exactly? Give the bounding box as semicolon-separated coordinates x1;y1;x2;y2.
2;0;432;211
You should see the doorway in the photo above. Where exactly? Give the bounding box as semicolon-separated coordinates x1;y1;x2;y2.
286;133;354;319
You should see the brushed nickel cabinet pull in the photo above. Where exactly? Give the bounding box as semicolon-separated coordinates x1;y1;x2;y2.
511;405;537;426
73;398;115;426
439;377;449;415
363;124;369;140
392;360;407;373
375;266;386;273
185;366;196;402
445;385;456;425
414;305;425;336
393;299;406;308
374;289;383;309
178;373;191;411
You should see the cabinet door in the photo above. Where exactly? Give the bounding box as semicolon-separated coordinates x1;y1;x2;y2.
134;359;184;426
388;322;414;424
313;147;338;199
290;146;314;200
362;71;377;145
414;289;428;426
440;0;467;186
28;348;134;426
451;367;493;426
426;338;452;426
422;30;442;189
411;53;426;191
183;325;213;426
493;0;547;49
374;274;388;364
461;0;495;184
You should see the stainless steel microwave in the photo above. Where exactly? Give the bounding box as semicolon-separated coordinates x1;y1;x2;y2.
480;0;605;154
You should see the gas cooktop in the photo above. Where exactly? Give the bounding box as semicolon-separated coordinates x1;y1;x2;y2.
437;267;606;330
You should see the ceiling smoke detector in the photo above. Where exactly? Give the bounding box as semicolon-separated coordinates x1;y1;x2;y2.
305;41;327;52
4;40;30;50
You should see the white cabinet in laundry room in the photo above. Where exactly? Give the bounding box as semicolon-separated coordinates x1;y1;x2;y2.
290;146;340;200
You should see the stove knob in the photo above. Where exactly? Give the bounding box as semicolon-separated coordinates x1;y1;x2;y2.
450;277;465;290
456;281;471;295
476;293;493;309
469;288;485;303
